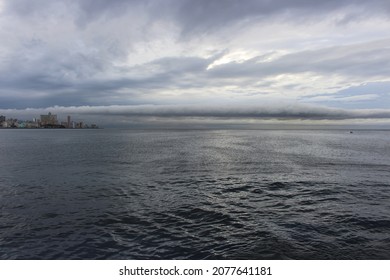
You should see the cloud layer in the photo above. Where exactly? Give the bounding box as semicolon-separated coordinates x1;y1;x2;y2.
3;104;390;125
1;0;390;126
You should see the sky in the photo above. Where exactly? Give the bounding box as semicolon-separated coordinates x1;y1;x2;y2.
1;0;390;128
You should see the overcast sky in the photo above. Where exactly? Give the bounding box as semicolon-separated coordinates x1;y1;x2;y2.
1;0;390;127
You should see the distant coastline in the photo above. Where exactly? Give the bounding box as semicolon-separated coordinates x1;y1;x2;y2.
0;126;101;129
0;112;99;129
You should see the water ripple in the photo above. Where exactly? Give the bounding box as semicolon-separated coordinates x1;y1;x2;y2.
1;129;390;259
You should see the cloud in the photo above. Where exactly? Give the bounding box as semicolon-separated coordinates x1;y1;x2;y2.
301;81;390;109
207;39;390;79
0;0;390;125
305;94;379;102
2;37;390;109
3;104;390;121
172;0;390;36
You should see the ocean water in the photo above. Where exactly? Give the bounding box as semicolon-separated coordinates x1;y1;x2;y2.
0;129;389;259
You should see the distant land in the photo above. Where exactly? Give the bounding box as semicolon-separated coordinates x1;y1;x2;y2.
0;112;98;129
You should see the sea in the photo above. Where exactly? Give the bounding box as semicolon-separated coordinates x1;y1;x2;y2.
0;129;389;259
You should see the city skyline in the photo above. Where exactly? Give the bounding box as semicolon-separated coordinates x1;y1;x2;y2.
0;111;97;128
0;0;390;128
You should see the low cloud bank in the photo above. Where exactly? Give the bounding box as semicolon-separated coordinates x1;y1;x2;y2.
2;104;390;121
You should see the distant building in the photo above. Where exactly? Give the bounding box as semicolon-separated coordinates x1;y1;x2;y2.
0;112;96;129
3;118;18;128
18;121;26;128
40;112;58;126
25;121;39;128
76;121;83;129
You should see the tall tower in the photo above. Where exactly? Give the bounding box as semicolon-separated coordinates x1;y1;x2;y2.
67;116;71;128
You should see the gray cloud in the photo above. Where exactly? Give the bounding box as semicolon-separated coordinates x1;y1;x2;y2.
301;81;390;110
208;39;390;79
76;105;390;120
1;0;390;126
154;0;390;36
1;37;390;109
3;104;390;121
5;0;390;34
